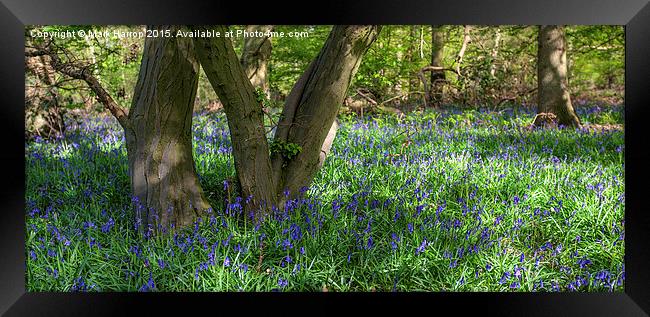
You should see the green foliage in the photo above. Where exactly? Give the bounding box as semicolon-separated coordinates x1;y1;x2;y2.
268;26;331;95
269;140;302;161
26;25;144;110
26;24;624;115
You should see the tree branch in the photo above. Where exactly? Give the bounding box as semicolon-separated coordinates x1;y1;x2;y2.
25;46;130;129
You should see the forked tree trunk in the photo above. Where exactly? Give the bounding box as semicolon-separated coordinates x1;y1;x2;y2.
273;26;380;201
429;25;445;107
194;25;380;216
28;26;212;234
536;25;581;128
240;25;274;98
126;27;212;234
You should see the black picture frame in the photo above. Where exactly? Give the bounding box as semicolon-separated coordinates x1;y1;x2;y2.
1;0;649;315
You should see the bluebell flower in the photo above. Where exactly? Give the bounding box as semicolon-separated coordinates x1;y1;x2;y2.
367;237;374;249
278;278;288;288
71;277;88;291
499;272;510;284
290;223;302;241
223;256;231;267
513;265;523;279
416;239;427;255
139;272;156;292
282;239;293;250
46;267;59;278
577;258;592;269
101;217;115;233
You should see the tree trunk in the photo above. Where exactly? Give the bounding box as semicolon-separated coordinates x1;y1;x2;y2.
240;25;274;99
126;26;212;235
406;26;419;101
28;26;213;235
536;25;581;128
455;25;472;76
429;25;445;107
193;25;277;215
490;27;501;78
272;26;380;203
194;25;380;216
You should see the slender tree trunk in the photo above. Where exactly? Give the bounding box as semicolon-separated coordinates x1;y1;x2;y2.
536;25;581;128
429;25;445;107
28;26;212;235
406;26;419;101
126;26;212;234
194;25;380;217
455;25;472;76
490;27;501;78
240;25;274;99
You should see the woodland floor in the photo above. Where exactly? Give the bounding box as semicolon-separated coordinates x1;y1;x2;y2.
25;104;625;292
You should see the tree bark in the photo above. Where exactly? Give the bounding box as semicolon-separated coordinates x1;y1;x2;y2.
536;25;581;128
193;25;277;215
126;26;212;234
240;25;274;98
194;25;380;216
429;25;445;107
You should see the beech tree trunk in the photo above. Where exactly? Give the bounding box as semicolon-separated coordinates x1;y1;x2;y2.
194;25;380;216
28;26;212;235
240;25;273;98
429;25;445;107
537;25;581;128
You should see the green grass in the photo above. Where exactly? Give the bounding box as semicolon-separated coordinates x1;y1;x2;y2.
25;105;625;292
